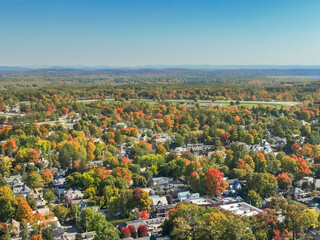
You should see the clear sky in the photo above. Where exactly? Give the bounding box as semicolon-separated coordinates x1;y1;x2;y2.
1;0;320;66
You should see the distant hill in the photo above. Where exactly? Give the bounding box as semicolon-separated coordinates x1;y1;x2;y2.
2;65;320;71
1;67;320;89
2;67;320;76
0;66;30;71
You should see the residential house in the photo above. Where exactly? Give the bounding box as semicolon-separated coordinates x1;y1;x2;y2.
213;195;243;205
291;187;307;199
183;197;214;207
71;116;80;123
152;177;173;187
70;199;100;212
6;219;20;238
228;179;242;191
88;160;104;167
119;218;165;237
298;176;314;187
6;174;23;187
152;177;183;191
114;122;128;129
64;189;84;203
186;143;206;151
172;147;188;156
154;204;177;218
13;184;32;198
220;202;262;216
53;177;66;188
150;196;168;209
177;191;200;201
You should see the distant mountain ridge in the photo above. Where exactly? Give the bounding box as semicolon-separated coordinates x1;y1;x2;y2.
2;65;320;71
2;67;320;78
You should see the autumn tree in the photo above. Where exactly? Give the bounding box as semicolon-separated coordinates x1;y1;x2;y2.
15;196;34;222
121;227;131;238
0;156;13;177
155;145;167;156
247;173;278;198
42;168;53;185
112;167;132;184
137;225;148;237
16;148;40;163
277;173;292;192
205;168;225;196
139;210;150;220
282;204;318;240
132;188;151;210
253;152;267;173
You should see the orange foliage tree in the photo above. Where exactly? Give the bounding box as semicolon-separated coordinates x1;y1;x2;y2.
205;168;226;195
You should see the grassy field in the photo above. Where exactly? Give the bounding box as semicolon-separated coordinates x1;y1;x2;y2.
77;98;298;108
214;102;284;108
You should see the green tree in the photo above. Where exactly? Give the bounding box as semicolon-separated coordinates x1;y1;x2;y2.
132;174;147;188
43;189;56;203
94;221;120;240
25;171;42;189
247;173;277;198
0;186;15;222
21;222;30;240
27;194;37;210
80;208;96;231
42;227;54;240
68;204;80;223
243;133;254;145
155;145;167;156
282;204;319;240
246;190;262;208
53;205;69;223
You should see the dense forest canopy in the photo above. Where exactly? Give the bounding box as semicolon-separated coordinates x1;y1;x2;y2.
1;73;320;239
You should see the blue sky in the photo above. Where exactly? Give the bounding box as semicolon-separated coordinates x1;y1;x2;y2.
0;0;320;66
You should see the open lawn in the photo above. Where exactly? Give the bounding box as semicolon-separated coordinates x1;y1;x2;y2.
76;98;299;108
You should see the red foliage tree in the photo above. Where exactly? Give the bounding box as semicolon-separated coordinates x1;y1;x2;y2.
61;106;69;115
296;157;310;177
46;107;54;116
122;157;130;165
137;225;148;237
155;113;163;118
112;167;132;184
205;168;226;195
121;227;131;238
165;119;173;128
128;225;136;237
139;210;150;220
28;148;40;162
116;107;124;114
220;133;230;144
2;139;17;156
